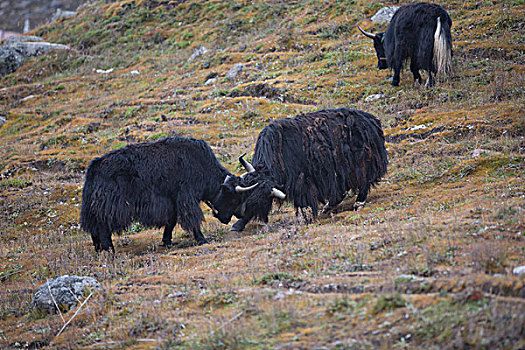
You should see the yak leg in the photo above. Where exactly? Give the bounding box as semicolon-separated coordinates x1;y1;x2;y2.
178;195;208;245
161;217;177;247
230;216;252;232
91;232;103;252
391;54;403;86
410;60;423;84
322;192;347;214
189;227;207;245
99;231;115;253
425;71;435;87
92;223;114;253
353;183;371;211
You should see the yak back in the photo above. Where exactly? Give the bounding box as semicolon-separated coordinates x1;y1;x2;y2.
384;3;452;72
252;108;388;216
80;137;229;234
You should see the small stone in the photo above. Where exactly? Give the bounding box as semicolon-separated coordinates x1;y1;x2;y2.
168;292;188;298
188;46;208;61
95;68;113;74
226;63;245;80
513;266;525;275
204;77;217;86
365;93;383;101
471;148;489;157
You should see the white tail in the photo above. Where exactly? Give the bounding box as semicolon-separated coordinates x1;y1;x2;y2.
433;17;452;80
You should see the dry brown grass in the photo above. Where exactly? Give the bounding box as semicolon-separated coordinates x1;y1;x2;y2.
1;0;524;348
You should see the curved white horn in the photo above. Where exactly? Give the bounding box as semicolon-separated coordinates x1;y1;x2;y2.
357;25;376;39
223;175;231;184
271;188;286;199
239;153;255;173
235;183;259;193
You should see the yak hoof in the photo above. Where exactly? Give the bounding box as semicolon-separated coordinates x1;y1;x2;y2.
353;201;366;211
229;220;246;232
197;238;208;245
321;203;335;214
161;240;173;248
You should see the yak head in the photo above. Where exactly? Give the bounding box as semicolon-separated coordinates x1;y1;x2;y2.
214;154;286;224
212;173;256;225
358;26;388;70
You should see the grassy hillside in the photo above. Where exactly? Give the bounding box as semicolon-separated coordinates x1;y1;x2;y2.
1;0;524;348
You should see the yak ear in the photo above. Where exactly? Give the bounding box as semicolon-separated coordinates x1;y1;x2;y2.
357;25;377;39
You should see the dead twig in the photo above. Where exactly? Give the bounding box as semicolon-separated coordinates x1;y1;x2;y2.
46;279;65;323
216;311;244;332
56;291;93;338
88;339;163;348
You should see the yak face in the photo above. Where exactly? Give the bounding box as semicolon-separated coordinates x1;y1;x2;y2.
372;33;388;69
358;26;388;69
236;172;281;223
229;154;287;223
214;156;287;226
212;174;259;224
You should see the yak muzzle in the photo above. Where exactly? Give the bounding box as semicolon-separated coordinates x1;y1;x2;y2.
378;57;388;69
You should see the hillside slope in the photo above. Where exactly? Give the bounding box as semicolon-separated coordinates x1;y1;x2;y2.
1;0;524;348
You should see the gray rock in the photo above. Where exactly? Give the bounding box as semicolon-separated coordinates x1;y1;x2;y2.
188;46;208;61
472;149;486;157
226;63;245;80
0;36;70;78
48;8;77;23
32;275;102;314
204;77;217;86
365;93;383;101
0;115;6;128
513;266;525;275
371;6;399;24
168;291;189;298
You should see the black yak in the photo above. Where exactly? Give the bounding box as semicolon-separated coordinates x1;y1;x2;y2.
217;108;388;232
80;137;256;252
358;3;452;87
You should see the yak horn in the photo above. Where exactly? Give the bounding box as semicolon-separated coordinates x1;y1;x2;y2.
239;153;255;173
235;183;259;193
223;175;231;184
271;188;286;199
357;25;376;39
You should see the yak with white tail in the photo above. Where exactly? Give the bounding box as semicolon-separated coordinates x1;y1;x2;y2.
358;3;452;87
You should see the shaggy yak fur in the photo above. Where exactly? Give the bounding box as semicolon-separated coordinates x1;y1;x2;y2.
359;3;452;86
218;108;388;232
80;137;241;252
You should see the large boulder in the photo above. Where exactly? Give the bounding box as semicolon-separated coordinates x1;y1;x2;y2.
32;275;102;314
371;6;399;24
0;36;70;78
